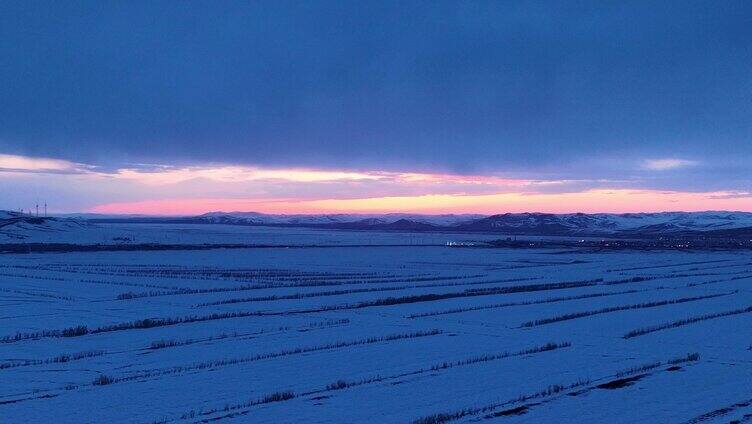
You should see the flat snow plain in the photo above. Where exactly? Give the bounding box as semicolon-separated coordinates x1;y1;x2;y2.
1;224;751;423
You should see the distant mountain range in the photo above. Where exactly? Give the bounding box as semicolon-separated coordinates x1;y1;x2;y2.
72;210;752;238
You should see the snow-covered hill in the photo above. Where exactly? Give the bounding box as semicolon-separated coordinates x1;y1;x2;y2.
199;212;483;227
452;212;752;236
5;210;752;242
196;211;752;236
0;211;89;241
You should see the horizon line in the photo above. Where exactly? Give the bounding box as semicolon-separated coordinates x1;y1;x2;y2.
37;209;752;218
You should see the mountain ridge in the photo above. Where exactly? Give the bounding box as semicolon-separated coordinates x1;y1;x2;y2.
74;210;752;238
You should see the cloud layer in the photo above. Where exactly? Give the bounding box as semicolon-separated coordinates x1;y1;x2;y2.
1;153;750;214
1;3;751;213
2;2;751;176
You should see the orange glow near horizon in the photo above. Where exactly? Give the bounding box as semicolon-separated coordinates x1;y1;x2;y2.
89;189;752;215
5;153;752;215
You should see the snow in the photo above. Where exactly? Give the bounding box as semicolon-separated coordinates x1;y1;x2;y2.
7;210;752;245
0;222;751;423
0;221;499;245
478;211;752;234
0;213;90;242
199;212;484;226
199;211;752;232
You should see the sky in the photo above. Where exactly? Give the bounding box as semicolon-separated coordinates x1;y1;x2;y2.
1;1;752;215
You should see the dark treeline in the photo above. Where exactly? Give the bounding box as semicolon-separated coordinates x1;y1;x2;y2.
520;292;733;327
117;274;497;302
412;351;701;424
0;350;105;370
195;277;540;307
624;306;752;338
408;288;652;318
191;341;571;421
81;330;444;388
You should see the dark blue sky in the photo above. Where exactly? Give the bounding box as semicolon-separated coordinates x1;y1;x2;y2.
1;1;752;213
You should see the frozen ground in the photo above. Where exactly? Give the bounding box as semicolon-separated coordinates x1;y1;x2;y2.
0;217;497;245
1;224;751;423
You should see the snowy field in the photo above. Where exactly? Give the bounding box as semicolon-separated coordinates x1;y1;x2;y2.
0;219;497;246
1;225;751;423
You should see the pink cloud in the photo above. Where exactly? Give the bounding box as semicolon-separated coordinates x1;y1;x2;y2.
90;189;752;215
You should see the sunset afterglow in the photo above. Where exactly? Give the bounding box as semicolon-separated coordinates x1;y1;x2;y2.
2;153;749;215
3;2;751;216
89;190;752;216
